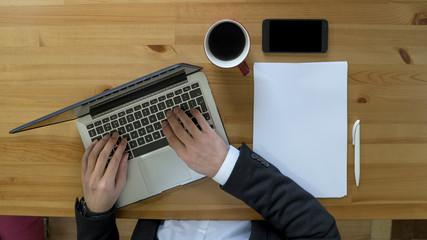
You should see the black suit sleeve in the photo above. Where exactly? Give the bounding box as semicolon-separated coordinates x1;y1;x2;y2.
74;198;119;240
220;143;341;239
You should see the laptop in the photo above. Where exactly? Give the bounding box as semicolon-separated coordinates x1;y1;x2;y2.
9;63;229;208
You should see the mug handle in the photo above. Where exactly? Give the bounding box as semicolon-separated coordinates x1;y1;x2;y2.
238;60;251;76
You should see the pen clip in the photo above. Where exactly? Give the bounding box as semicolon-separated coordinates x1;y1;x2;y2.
352;120;360;145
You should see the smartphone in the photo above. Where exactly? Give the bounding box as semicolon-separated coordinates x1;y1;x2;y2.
262;19;328;53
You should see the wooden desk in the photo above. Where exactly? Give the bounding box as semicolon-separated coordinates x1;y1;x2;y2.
1;0;427;220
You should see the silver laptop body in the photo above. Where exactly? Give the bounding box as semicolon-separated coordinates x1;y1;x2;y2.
9;63;228;208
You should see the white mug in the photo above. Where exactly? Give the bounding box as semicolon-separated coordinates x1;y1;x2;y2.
204;19;251;76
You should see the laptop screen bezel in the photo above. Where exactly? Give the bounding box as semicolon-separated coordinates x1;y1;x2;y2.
9;63;202;134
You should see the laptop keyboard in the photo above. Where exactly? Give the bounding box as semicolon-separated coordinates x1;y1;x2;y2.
85;83;214;160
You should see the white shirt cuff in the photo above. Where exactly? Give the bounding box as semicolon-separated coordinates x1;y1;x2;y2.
212;145;240;185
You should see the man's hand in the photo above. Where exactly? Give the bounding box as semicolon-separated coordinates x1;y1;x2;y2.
81;132;128;213
162;107;229;178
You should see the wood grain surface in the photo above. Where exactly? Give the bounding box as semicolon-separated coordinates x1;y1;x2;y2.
1;0;427;220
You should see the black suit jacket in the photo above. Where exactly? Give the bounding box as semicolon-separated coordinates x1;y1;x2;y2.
75;143;341;239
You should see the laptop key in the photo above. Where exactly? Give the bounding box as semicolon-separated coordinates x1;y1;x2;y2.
196;97;208;112
96;126;104;135
133;121;142;129
132;138;169;158
156;112;165;120
173;96;182;105
104;123;112;131
180;102;189;111
189;99;197;108
158;95;166;101
158;102;166;111
134;111;142;119
182;93;190;101
153;131;161;140
129;140;138;149
189;88;202;98
111;120;119;128
125;124;134;132
150;105;158;114
141;118;149;126
119;117;127;125
146;125;154;133
126;114;135;122
89;129;97;137
138;128;146;136
86;124;94;130
203;113;211;121
175;89;183;95
144;134;153;143
117;127;126;135
154;122;162;130
142;108;150;117
149;115;157;123
95;121;102;126
123;134;131;141
130;131;138;139
137;137;145;146
166;99;174;107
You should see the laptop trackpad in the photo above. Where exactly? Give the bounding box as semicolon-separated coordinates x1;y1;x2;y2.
138;150;192;194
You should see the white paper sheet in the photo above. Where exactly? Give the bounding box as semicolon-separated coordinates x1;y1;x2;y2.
253;62;348;198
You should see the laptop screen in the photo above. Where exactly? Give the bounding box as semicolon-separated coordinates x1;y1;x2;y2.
9;63;202;134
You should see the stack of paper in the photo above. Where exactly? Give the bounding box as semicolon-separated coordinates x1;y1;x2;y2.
253;62;348;198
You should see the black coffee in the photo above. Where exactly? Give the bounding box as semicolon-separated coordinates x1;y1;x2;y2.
208;22;246;61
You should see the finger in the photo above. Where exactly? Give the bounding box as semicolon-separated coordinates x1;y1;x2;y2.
104;138;127;181
87;134;111;175
93;132;120;177
173;107;200;137
190;108;211;132
166;109;194;145
115;153;129;196
81;140;98;180
162;121;186;153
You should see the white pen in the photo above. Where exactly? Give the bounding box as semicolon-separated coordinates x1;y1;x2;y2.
352;120;360;187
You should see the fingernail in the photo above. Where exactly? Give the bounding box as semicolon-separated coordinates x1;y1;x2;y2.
167;110;172;117
174;107;180;113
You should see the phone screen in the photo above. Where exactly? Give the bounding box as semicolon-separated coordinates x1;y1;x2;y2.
263;19;328;53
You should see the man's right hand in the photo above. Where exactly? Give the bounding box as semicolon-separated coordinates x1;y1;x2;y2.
162;107;229;178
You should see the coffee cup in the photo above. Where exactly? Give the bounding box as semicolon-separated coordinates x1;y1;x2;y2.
204;19;251;76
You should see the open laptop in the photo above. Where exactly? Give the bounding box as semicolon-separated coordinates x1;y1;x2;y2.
9;63;228;208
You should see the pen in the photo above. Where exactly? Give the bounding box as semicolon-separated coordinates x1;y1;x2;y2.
352;120;360;187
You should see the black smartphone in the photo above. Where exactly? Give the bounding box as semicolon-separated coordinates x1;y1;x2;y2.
262;19;328;53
